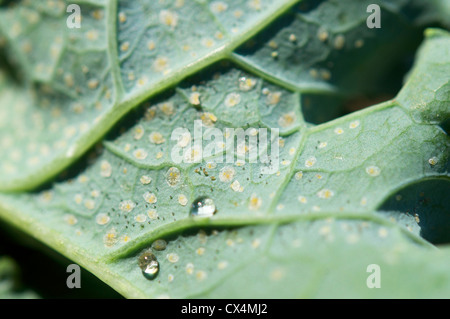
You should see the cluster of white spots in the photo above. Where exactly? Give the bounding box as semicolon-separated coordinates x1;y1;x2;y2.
84;199;95;210
103;228;118;247
196;270;207;281
305;156;317;168
230;180;244;192
143;192;157;204
360;197;368;206
64;214;78;226
334;127;344;135
166;167;182;186
333;35;345;50
217;261;228;270
189;92;201;105
145;107;156;121
289;147;296;156
317;28;329;42
149;132;166;144
120;41;130;52
133;125;144;140
147;40;156;51
135;214;147;223
309;69;319;79
365;166;381;177
268;40;278;49
278;112;296;128
119;12;127;23
270;268;285;281
378;227;388;238
137;76;148;88
289;33;297;42
248;0;262;10
159;10;178;27
198;230;208;244
428;157;438;166
100;160;112;178
354;39;364;48
201;38;215;48
281;160;291;166
295;171;303;180
318;141;327;149
200;112;217;126
74;194;83;205
167;253;179;263
87;79;99;90
219;166;236;182
266;91;282;105
153;56;169;73
248;128;258;137
119;200;136;212
64;74;74;87
184;145;202;162
196;247;205;256
133;148;148;160
210;1;228;13
96;213;110;225
86;30;99;41
319;225;331;237
233;9;244;18
226;238;235;247
147;209;158;220
40;191;53;203
178;194;188;206
158;102;175;116
349;120;360;129
186;263;195;275
238;77;256;91
121;235;131;243
249;193;262;210
251;238;261;249
297;195;307;204
225;92;241;107
317;189;334;199
320;69;331;81
78;175;89;183
177;131;191;148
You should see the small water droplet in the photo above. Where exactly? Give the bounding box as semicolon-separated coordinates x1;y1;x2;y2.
190;197;216;217
152;239;167;251
138;250;159;279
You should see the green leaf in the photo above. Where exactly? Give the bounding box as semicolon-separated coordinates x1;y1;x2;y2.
0;0;447;191
0;0;298;191
0;21;448;298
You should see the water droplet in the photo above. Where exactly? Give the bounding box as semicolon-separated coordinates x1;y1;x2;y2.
152;239;167;251
190;197;216;217
138;250;159;279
